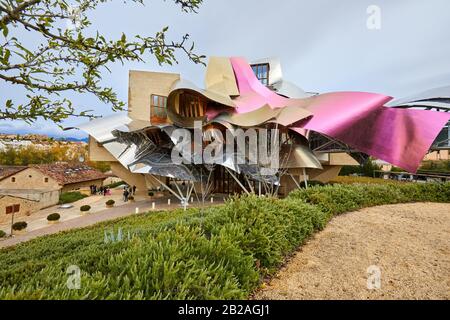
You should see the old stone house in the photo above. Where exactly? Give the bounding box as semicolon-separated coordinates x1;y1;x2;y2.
0;164;107;193
0;164;106;220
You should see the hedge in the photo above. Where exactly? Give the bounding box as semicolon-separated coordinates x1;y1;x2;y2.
0;182;449;299
58;192;88;205
47;213;61;221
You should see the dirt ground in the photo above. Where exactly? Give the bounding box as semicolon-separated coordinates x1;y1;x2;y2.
254;202;450;300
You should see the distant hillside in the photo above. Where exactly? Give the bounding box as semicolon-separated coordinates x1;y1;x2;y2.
55;136;89;143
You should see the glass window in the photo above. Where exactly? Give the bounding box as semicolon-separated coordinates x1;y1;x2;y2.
150;95;168;122
251;63;269;86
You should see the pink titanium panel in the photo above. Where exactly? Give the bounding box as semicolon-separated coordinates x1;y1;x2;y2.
229;57;450;172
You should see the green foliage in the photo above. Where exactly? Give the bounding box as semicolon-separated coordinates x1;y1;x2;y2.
0;0;205;124
330;176;403;185
0;183;449;299
106;199;115;206
0;144;87;166
340;158;381;177
80;205;91;212
88;161;111;173
419;160;450;173
288;183;450;217
0;230;6;238
299;180;325;188
105;180;125;189
12;222;27;231
59;192;87;204
47;213;61;221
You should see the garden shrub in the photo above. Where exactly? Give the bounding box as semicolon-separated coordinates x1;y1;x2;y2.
0;182;448;299
106;200;115;206
80;205;91;212
58;192;88;204
0;230;6;238
47;213;60;221
12;222;27;231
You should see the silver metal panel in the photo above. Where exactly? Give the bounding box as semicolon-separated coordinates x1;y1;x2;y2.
388;86;450;107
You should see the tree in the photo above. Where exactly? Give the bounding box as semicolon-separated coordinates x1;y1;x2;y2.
0;0;205;124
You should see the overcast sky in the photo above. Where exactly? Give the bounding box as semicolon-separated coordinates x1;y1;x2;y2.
1;0;450;138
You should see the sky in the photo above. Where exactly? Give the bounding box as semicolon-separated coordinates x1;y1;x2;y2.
1;0;450;138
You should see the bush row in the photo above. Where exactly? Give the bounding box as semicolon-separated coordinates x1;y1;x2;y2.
0;182;449;299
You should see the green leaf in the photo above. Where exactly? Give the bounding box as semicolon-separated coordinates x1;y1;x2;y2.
2;24;8;38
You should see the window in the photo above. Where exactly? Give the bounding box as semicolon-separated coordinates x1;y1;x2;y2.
251;63;270;86
11;177;15;182
44;177;49;183
179;93;207;118
5;204;20;214
150;95;168;123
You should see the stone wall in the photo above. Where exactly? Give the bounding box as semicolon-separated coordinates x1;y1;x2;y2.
0;167;60;190
0;196;40;224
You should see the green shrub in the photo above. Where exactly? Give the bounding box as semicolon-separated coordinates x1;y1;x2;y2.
0;183;448;299
0;230;6;238
47;213;60;221
106;200;115;206
58;192;88;205
105;180;125;189
80;205;91;212
128;196;134;201
299;180;326;188
12;222;27;231
330;176;403;185
148;191;154;197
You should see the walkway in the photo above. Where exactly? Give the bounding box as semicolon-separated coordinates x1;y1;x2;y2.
0;194;225;249
254;202;450;300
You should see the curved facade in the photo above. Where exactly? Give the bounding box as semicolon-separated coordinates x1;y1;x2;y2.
76;56;450;198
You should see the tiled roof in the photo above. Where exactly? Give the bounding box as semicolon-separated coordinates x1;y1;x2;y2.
31;163;107;185
0;166;27;181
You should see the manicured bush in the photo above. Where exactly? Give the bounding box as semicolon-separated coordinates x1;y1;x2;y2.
12;221;27;231
47;213;60;221
128;196;134;201
58;192;88;205
330;176;403;185
299;180;326;188
106;200;115;206
148;191;154;197
105;180;125;189
0;183;448;299
0;230;6;238
80;205;91;212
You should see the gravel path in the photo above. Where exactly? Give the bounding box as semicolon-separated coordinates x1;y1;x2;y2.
254;202;450;300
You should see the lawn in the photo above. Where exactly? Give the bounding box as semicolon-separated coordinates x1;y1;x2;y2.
58;191;88;204
0;182;449;299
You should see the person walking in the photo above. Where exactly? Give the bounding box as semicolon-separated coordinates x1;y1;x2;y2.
132;185;136;195
123;188;129;202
